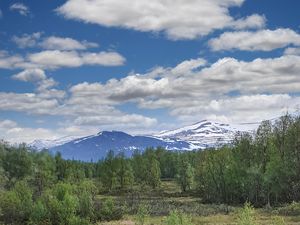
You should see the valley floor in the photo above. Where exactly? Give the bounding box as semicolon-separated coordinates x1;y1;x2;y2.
96;180;300;225
100;213;300;225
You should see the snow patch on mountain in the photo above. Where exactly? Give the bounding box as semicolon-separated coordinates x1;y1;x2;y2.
29;135;81;150
153;120;255;149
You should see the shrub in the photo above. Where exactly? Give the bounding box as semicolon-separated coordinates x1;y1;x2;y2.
29;200;50;225
277;201;300;216
67;216;92;225
45;183;79;225
135;203;149;225
272;216;286;225
0;181;33;225
98;197;123;221
163;210;193;225
237;202;257;225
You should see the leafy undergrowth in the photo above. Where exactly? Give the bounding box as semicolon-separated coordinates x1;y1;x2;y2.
96;181;300;225
98;213;300;225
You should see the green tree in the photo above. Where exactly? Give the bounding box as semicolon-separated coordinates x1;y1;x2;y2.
176;157;194;192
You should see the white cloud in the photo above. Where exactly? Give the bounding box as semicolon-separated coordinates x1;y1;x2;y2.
70;55;300;123
57;0;264;40
12;33;99;50
0;92;59;114
230;14;266;30
2;54;300;141
28;50;125;68
74;114;157;127
40;36;99;50
171;94;300;124
8;33;123;69
81;52;126;66
284;47;300;56
0;49;125;70
0;119;60;143
10;3;30;16
28;50;82;68
12;32;42;48
0;52;24;69
209;28;300;51
12;68;47;82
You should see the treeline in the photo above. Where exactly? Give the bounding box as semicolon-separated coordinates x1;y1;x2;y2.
195;114;300;206
0;114;300;224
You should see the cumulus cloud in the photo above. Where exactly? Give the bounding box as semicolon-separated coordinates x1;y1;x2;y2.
284;47;300;56
209;28;300;51
2;54;300;141
12;32;42;48
0;49;125;70
12;33;99;50
60;55;300;126
40;36;99;50
10;3;30;16
12;68;47;82
28;50;125;68
0;92;59;114
0;119;62;143
230;14;266;30
56;0;265;40
0;53;24;69
171;94;300;123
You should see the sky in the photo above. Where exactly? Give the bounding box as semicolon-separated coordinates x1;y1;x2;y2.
0;0;300;143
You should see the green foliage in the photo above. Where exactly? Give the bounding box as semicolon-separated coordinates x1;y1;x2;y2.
277;201;300;216
271;216;286;225
163;210;193;225
2;146;32;182
237;202;257;225
0;180;33;224
135;203;149;225
98;197;123;221
29;200;50;225
45;183;80;225
176;157;194;192
1;113;300;224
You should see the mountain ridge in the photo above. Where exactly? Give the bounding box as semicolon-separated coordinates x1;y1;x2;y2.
30;119;256;161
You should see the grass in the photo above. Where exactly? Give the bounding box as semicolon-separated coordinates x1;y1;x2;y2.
96;180;300;225
98;213;300;225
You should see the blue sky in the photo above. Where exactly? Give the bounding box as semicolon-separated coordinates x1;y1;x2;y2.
0;0;300;142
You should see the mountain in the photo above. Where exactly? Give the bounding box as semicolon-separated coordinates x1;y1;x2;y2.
153;120;253;149
30;120;256;161
49;131;193;161
29;136;81;150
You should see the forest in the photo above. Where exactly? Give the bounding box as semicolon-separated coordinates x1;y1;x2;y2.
1;113;300;225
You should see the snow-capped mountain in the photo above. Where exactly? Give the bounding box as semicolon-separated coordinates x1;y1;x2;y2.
29;135;81;150
49;131;193;161
30;120;256;161
153;120;254;149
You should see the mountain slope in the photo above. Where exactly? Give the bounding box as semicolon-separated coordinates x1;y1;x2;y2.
50;131;192;161
30;120;255;161
29;135;80;150
154;120;252;148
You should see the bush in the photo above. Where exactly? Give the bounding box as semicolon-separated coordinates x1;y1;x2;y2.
29;200;50;225
98;197;123;221
135;203;149;225
272;216;286;225
237;202;257;225
45;183;79;225
163;210;193;225
0;181;33;225
277;201;300;216
67;216;92;225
